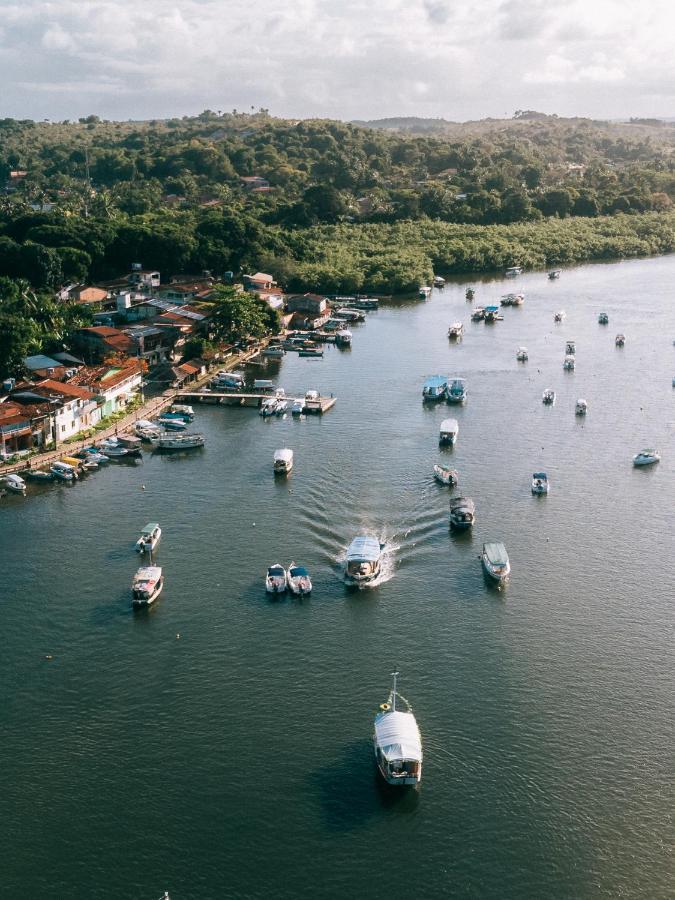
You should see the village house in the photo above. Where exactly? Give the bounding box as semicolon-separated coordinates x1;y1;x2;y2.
57;284;109;305
286;293;328;315
243;272;276;292
128;266;161;290
73;326;136;362
23;354;68;381
240;176;270;192
70;360;143;417
0;400;37;458
11;380;102;442
124;325;176;366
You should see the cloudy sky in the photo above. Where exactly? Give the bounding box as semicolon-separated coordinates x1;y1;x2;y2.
0;0;672;122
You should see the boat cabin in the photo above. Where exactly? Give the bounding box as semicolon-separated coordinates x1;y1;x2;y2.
273;448;293;474
439;418;459;445
136;522;161;553
132;565;163;606
345;535;382;584
449;496;475;528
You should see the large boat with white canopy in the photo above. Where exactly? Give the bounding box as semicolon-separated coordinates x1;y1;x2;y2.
273;448;293;474
131;565;163;607
345;535;382;585
439;418;459;445
481;542;511;584
373;672;422;787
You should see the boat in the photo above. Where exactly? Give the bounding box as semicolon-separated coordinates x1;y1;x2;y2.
345;535;382;585
505;266;522;277
335;329;352;346
273;448;293;474
286;563;312;595
136;522;161;554
422;375;448;402
554;311;566;322
135;419;159;434
26;469;53;482
98;441;129;457
161;410;193;424
333;308;365;322
266;564;287;594
471;307;485;321
291;400;304;415
465;287;475;301
170;404;194;418
418;286;432;299
615;334;626;347
373;672;422;787
131;565;163;607
446;378;467;404
484;306;503;323
433;464;458;486
3;473;26;494
260;398;279;416
213;372;244;389
136;425;162;442
548;270;561;279
157;416;187;431
481;542;511;584
563;355;575;370
516;347;528;362
253;379;276;391
449;496;475;529
80;449;109;464
598;312;609;324
298;348;324;358
50;461;77;481
433;276;445;288
531;472;549;494
501;293;524;306
448;322;464;340
542;389;556;404
439;418;459;445
156;433;205;451
275;399;288;415
261;345;286;357
633;449;660;467
565;340;576;355
117;435;143;455
575;398;588;416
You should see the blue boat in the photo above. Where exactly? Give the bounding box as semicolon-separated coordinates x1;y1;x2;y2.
422;375;448;401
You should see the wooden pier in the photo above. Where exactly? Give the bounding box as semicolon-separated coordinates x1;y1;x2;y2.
175;390;337;414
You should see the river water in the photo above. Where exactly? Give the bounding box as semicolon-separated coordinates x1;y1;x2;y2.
1;257;673;900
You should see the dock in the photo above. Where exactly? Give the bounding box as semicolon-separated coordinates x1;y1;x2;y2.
176;390;337;414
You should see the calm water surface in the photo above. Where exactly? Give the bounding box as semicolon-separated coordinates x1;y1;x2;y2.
1;257;674;900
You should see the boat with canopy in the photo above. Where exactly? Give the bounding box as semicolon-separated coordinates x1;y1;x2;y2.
373;672;422;787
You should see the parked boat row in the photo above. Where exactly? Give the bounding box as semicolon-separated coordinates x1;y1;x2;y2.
265;563;313;595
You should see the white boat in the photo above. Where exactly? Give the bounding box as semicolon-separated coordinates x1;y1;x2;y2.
157;416;187;431
82;449;109;464
542;389;555;404
99;443;129;457
50;461;77;481
132;565;163;607
449;496;475;529
345;535;382;585
615;334;626;347
170;404;194;417
3;473;26;494
633;449;660;467
335;329;352;346
260;398;278;416
554;311;566;322
373;672;422;787
565;340;576;355
156;433;205;451
446;378;467;403
448;322;464;340
135;419;158;432
286;563;312;595
254;379;276;392
213;372;244;389
136;522;161;554
531;472;549;494
137;426;161;442
575;399;588;416
598;312;609;324
261;345;286;357
439;418;459;445
501;293;524;306
266;564;287;594
291;400;304;415
548;270;561;279
471;307;485;321
433;276;445;287
422;376;448;401
26;469;53;482
481;542;511;584
273;448;293;474
418;285;432;299
433;464;458;486
516;347;528;361
275;399;288;415
505;266;522;277
563;355;575;370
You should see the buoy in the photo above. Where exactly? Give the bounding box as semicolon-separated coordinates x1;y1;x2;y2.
141;485;146;491
252;522;256;526
176;633;180;640
44;655;53;660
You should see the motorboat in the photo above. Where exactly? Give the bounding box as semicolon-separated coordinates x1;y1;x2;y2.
291;400;304;415
80;448;109;464
439;418;459;446
449;496;475;529
633;449;660;467
531;472;549;494
373;672;422;787
471;307;485;321
273;448;293;474
542;389;556;404
505;266;522;277
275;400;288;415
565;340;576;355
575;399;588;416
261;345;286;357
548;270;561;279
266;564;287;594
422;376;448;402
563;355;575;370
448;322;464;340
254;379;276;391
26;469;53;482
131;565;163;607
162;410;193;424
484;306;503;323
99;441;129;457
3;473;26;494
554;311;566;322
465;287;475;301
61;455;88;474
615;334;626;347
481;542;511;584
117;435;143;456
446;378;467;403
50;461;77;481
333;308;365;321
305;390;320;402
433;464;458;486
260;398;279;417
156;433;205;451
170;404;194;418
286;563;312;595
136;522;161;554
157;416;187;431
598;312;609;324
418;285;432;299
501;293;524;306
335;329;352;346
516;347;528;362
345;535;382;585
298;348;323;358
213;372;244;389
135;419;159;434
136;426;161;442
434;275;445;288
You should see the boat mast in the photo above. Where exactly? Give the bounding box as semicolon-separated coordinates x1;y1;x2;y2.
391;670;398;712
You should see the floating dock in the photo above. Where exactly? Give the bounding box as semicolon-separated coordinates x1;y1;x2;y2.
176;390;337;414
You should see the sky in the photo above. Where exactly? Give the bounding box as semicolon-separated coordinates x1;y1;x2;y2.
0;0;673;122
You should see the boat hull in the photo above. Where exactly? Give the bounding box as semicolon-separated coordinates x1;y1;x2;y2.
482;560;511;583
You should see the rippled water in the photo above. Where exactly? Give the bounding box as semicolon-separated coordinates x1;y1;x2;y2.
1;257;674;899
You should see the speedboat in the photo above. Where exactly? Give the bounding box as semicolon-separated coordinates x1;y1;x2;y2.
439;418;459;446
422;376;448;401
213;372;244;389
433;464;458;486
99;442;129;457
542;389;556;404
136;522;161;554
373;672;422;787
299;347;323;357
260;398;279;416
434;276;445;288
615;334;626;347
448;322;464;340
132;565;163;607
254;379;276;391
156;433;205;451
465;287;475;301
531;472;549;494
261;345;286;358
170;404;194;418
554;311;566;322
484;306;503;323
471;307;485;321
449;496;475;529
548;270;561;279
273;448;293;474
157;416;187;431
162;410;193;424
80;449;109;464
481;542;511;584
335;329;352;346
516;347;528;362
501;293;524;306
565;340;576;355
633;449;660;467
418;285;432;299
345;535;382;585
275;399;288;415
286;563;312;595
136;425;161;442
50;461;77;481
446;378;467;403
598;312;609;324
505;266;522;277
291;400;304;415
3;473;26;494
26;469;53;482
563;355;575;370
266;564;287;594
575;399;587;416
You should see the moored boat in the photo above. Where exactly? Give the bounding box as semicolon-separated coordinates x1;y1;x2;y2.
156;433;205;451
598;312;609;324
286;563;312;595
261;345;286;358
449;496;475;529
575;399;587;416
157;416;187;431
132;565;163;607
446;378;467;403
433;464;458;486
471;307;485;321
50;461;77;481
633;449;660;467
439;417;459;445
484;305;502;323
531;472;549;494
615;333;626;347
548;270;561;279
554;311;566;322
266;564;287;594
373;672;422;787
418;285;432;299
3;473;26;494
516;347;528;362
335;329;352;347
136;522;161;554
422;375;448;402
448;322;464;340
505;266;522;277
291;399;304;415
542;389;555;404
26;469;53;482
260;398;279;416
481;542;511;584
563;355;575;370
170;404;194;418
345;535;382;586
273;448;293;474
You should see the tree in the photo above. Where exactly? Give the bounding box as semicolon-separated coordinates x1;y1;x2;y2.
210;287;279;344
